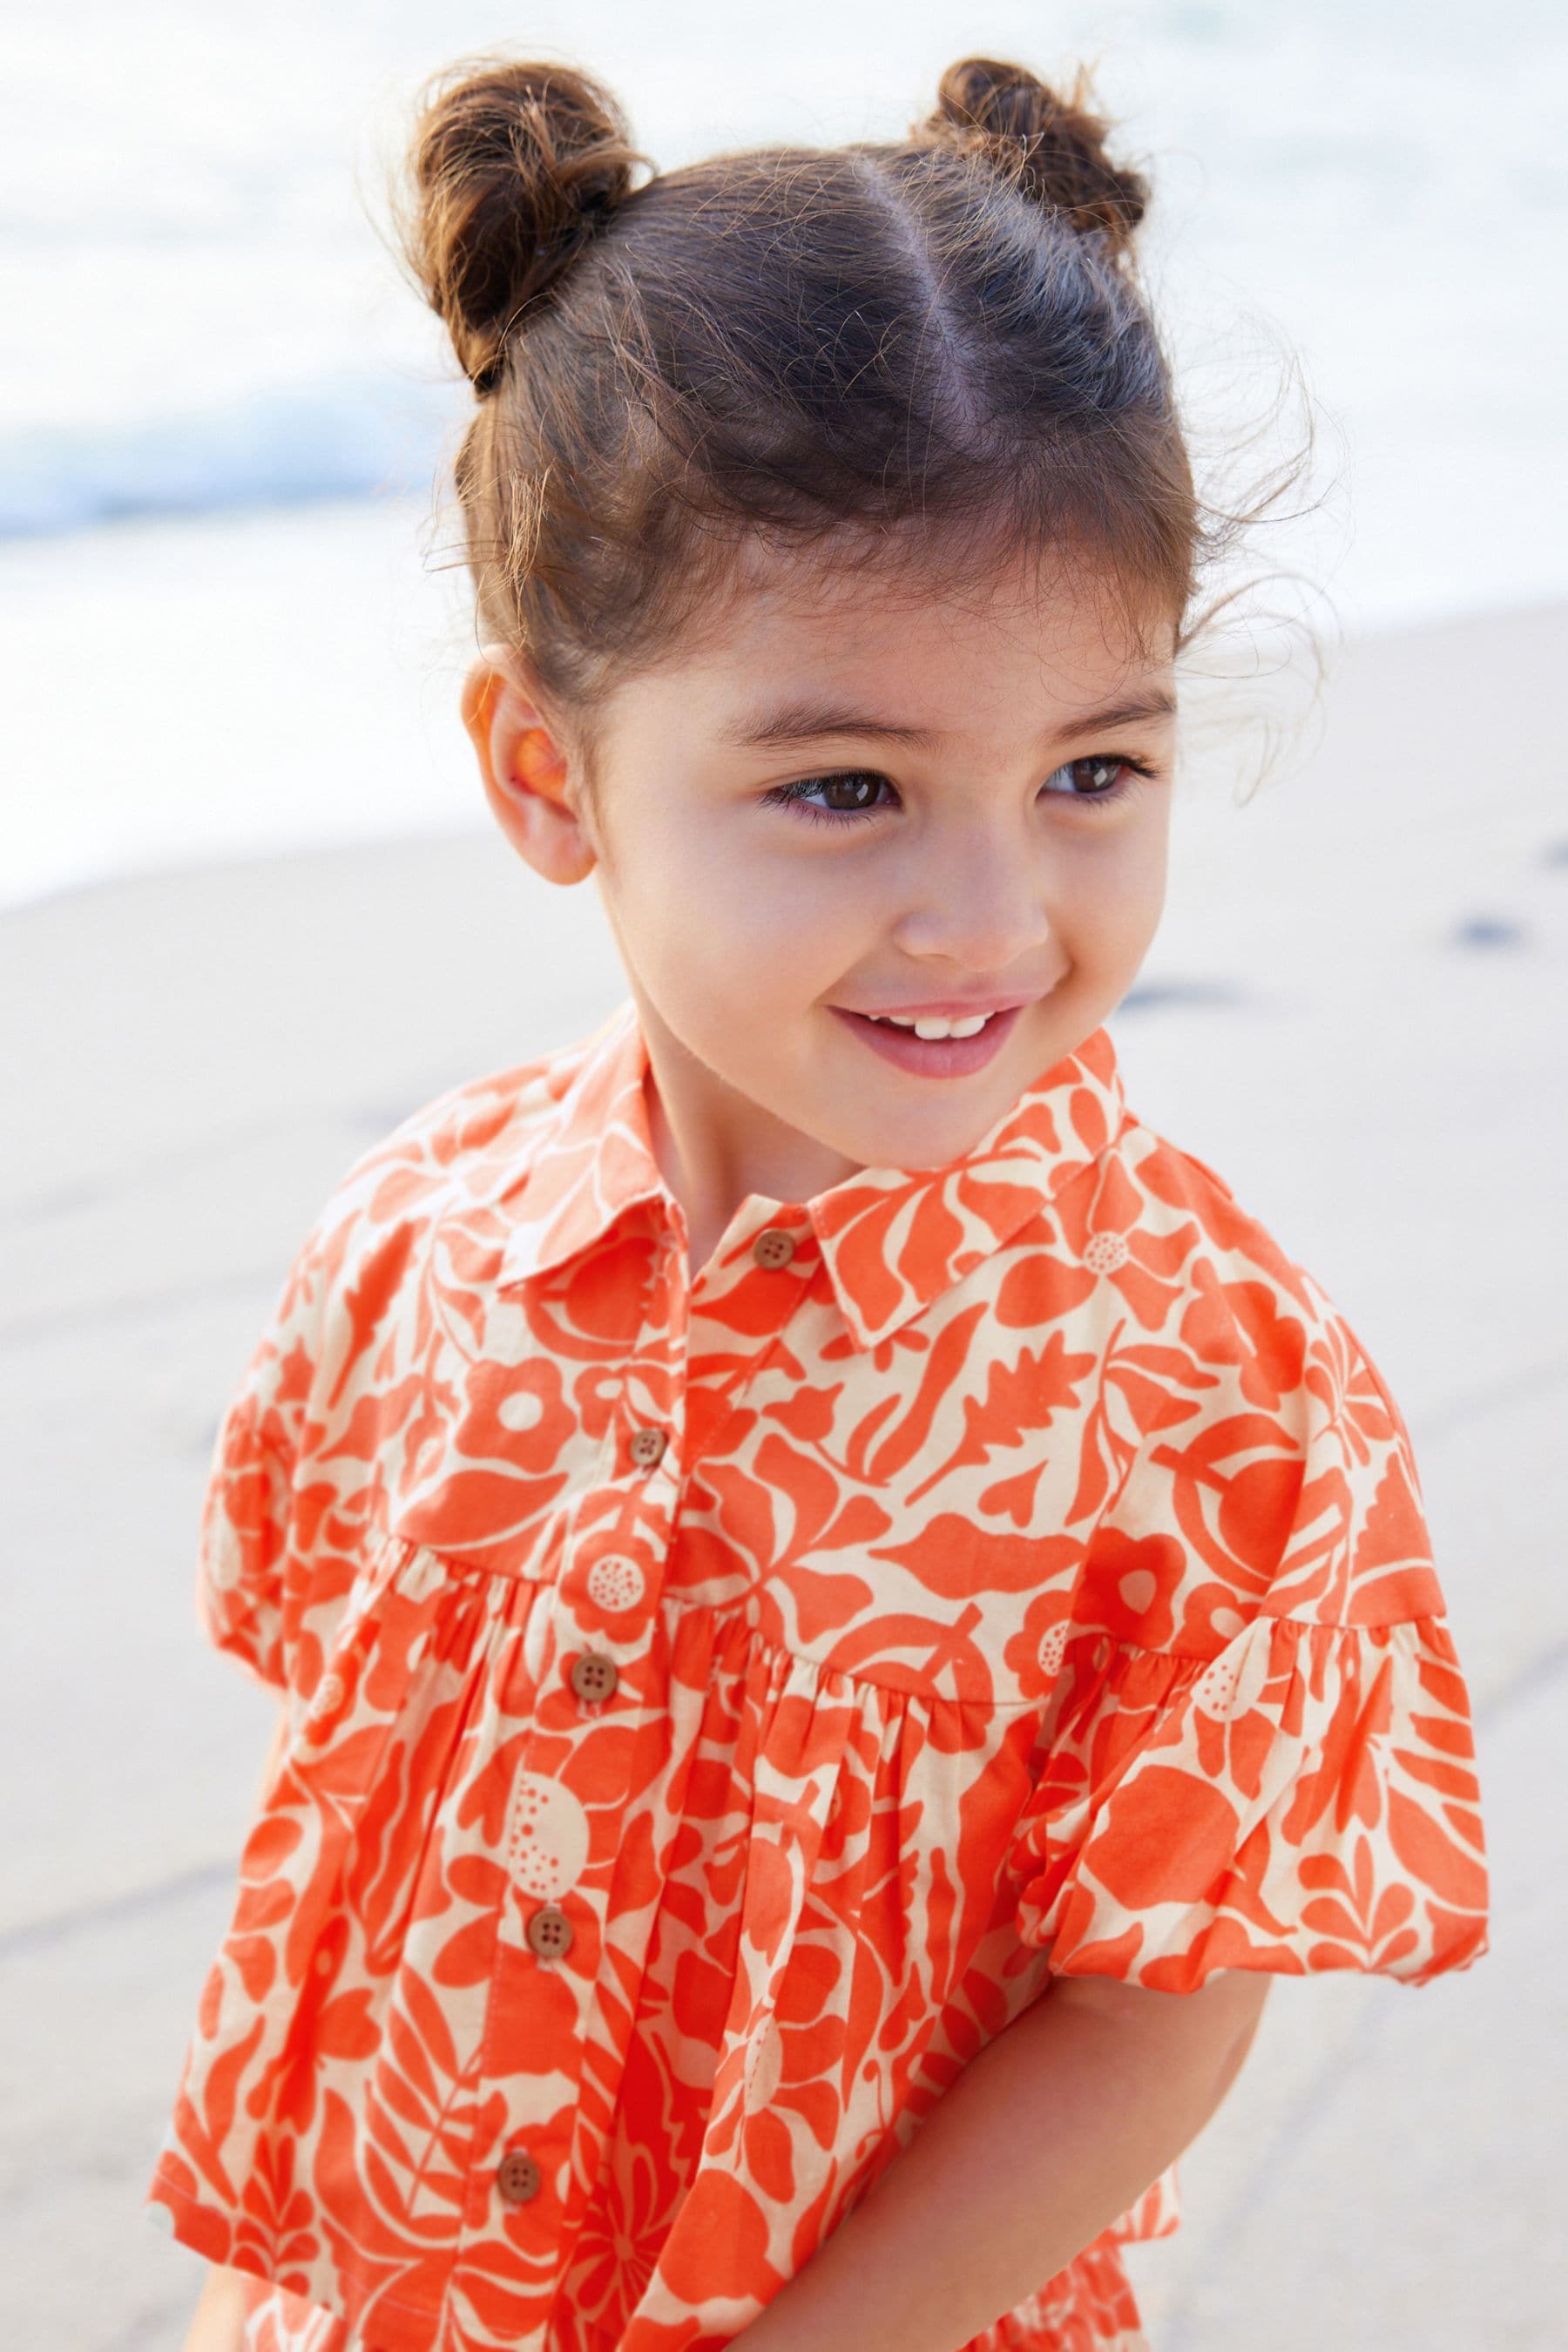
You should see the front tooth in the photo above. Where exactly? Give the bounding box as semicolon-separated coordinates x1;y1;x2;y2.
869;1010;991;1037
913;1014;990;1038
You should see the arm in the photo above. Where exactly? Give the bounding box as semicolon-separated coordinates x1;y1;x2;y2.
178;2263;253;2352
732;1964;1273;2352
174;1702;293;2352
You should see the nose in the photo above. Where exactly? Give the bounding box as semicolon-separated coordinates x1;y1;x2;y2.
888;815;1056;973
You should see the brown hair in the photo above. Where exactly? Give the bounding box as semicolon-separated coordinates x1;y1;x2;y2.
390;50;1226;779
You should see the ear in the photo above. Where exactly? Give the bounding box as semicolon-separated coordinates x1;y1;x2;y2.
460;645;597;885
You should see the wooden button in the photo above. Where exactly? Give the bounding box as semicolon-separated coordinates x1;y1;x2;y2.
629;1426;667;1467
570;1651;619;1703
496;2146;542;2203
752;1227;797;1269
524;1903;574;1960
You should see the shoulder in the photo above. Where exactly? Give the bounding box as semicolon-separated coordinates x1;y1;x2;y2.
1107;1108;1368;1363
1077;1111;1441;1632
314;1034;590;1238
247;1031;595;1418
1116;1112;1325;1304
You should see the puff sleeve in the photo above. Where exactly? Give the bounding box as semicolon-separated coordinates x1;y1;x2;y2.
1009;1308;1491;1992
193;1246;328;1693
189;1067;528;1697
190;1135;382;1696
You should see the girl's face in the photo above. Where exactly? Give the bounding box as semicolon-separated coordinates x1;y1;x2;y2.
471;541;1178;1198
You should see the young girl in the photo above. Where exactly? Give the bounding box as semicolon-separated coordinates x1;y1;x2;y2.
147;47;1490;2352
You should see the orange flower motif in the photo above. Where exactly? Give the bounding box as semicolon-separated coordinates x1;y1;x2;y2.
1055;1147;1202;1331
1077;1524;1188;1649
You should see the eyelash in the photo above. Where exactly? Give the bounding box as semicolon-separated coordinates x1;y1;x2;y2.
761;756;1157;828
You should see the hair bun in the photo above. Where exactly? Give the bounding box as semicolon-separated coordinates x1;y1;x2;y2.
398;54;651;395
917;55;1147;255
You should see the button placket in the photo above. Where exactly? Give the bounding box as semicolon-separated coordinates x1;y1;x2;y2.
448;1223;693;2290
473;1752;598;2245
680;1207;819;1451
469;1200;692;2273
682;1206;815;1311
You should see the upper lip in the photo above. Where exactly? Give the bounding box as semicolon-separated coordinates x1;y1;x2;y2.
835;993;1037;1020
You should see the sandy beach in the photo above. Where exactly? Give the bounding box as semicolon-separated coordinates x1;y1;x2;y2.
4;596;1565;2349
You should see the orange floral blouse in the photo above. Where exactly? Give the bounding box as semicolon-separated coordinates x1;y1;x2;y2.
143;995;1490;2352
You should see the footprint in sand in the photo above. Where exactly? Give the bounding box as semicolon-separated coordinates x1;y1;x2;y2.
1449;915;1527;950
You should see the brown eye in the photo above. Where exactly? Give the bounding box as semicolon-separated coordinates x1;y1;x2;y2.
814;774;884;813
1041;756;1140;802
767;771;892;824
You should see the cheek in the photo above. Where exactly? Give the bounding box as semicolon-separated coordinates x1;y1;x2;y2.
1055;815;1167;934
634;828;870;980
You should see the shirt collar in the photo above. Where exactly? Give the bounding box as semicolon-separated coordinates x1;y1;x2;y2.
494;995;1126;1351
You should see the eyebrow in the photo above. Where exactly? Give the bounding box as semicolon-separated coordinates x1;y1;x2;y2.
716;688;1178;753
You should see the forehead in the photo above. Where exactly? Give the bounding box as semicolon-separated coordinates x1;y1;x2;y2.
655;529;1178;720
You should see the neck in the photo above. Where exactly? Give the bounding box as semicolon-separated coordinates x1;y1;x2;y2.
632;992;863;1272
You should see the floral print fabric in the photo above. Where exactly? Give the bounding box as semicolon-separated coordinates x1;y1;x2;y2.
144;997;1490;2352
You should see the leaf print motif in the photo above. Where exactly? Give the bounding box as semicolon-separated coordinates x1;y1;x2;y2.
267;1913;379;2137
180;2007;269;2200
145;999;1490;2352
326;1226;421;1412
762;1379;842;1444
233;2132;321;2292
905;1328;1098;1504
872;1513;1080;1603
859;1302;990;1484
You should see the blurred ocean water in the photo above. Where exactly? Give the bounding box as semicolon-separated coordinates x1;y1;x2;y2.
3;0;1565;899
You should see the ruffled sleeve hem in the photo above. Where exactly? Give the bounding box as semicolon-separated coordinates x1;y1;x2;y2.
1008;1612;1490;1992
193;1393;296;1693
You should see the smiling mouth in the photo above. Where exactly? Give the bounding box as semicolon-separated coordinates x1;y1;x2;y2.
828;1001;1027;1078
